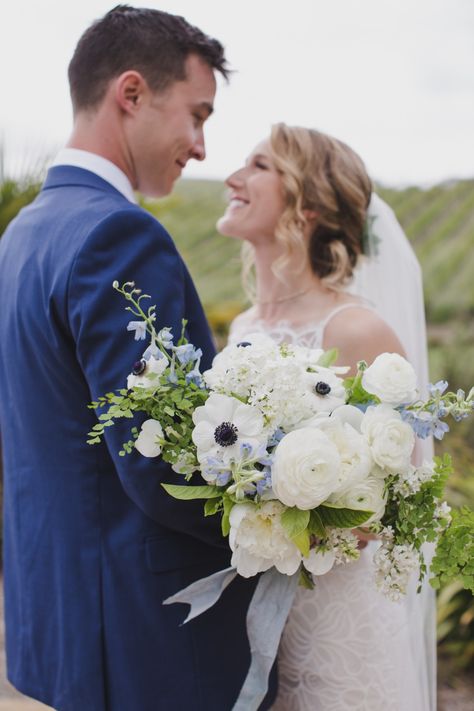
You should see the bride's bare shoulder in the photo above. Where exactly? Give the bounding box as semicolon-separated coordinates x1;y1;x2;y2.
323;305;405;370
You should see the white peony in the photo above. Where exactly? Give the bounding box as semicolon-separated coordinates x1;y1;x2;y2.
135;419;164;458
303;547;336;576
328;475;387;524
127;355;167;390
361;405;415;474
362;353;418;406
272;428;341;509
192;393;266;464
229;501;302;577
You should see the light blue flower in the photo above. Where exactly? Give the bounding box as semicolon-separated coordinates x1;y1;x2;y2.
127;320;147;341
429;380;448;396
174;344;203;366
142;343;163;361
158;327;174;348
185;368;204;388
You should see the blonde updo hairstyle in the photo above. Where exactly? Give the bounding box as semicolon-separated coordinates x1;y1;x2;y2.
242;123;372;300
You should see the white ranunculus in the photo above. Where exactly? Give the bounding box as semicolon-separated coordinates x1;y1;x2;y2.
303;547;336;576
272;428;341;509
135;419;164;458
328;475;387;524
192;393;266;464
127;355;167;390
362;353;418;406
229;501;302;577
316;416;373;494
361;405;415;474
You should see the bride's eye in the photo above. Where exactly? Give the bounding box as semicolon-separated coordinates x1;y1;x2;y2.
254;161;268;170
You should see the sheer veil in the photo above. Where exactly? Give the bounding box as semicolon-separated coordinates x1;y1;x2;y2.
349;192;436;711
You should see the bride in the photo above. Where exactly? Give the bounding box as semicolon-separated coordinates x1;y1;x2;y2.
217;123;435;710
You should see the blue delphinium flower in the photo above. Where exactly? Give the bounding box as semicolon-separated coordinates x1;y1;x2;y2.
429;380;448;397
158;327;174;349
401;409;449;440
174;344;202;366
142;343;163;361
127;320;147;341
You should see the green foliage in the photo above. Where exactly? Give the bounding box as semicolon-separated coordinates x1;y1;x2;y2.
317;503;374;528
431;508;474;593
161;483;222;500
281;508;310;555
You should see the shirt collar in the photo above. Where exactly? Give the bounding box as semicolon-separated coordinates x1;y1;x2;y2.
51;148;138;204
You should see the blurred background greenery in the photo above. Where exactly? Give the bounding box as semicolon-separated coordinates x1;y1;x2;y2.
1;168;473;686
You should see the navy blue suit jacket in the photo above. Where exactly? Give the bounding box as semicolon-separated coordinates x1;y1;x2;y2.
0;167;277;710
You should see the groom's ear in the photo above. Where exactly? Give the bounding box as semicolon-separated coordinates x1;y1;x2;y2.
114;71;147;114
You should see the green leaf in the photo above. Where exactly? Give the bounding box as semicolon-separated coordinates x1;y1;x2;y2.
292;528;310;556
317;348;339;367
281;507;310;541
161;483;222;500
86;436;101;445
308;509;327;538
318;503;373;528
204;498;223;516
299;566;315;590
221;497;233;537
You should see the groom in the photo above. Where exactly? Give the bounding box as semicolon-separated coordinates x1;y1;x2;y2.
0;6;276;710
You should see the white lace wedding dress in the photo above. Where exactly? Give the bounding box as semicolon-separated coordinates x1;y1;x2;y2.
229;304;432;711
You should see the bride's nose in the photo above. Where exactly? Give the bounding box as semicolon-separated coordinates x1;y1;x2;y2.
225;167;245;188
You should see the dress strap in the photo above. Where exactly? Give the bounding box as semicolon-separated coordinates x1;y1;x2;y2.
319;302;375;333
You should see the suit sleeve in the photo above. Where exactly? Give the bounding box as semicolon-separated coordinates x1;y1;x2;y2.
68;206;226;549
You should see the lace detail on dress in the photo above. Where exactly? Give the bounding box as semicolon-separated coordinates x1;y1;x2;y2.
228;306;431;711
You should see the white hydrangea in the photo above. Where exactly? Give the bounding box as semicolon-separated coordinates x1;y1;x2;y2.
229;501;302;577
373;542;420;601
204;337;346;432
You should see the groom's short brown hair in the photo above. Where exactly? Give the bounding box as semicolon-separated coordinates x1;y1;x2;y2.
68;4;229;112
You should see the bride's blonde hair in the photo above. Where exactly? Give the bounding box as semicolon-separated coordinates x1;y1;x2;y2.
242;123;372;301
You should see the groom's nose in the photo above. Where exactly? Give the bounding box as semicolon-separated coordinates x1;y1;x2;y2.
190;131;206;161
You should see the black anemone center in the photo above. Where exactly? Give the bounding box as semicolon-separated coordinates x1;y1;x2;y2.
237;341;252;348
214;421;239;447
315;381;331;396
132;359;147;376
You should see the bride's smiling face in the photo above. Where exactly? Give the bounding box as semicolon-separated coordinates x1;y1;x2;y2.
217;139;285;244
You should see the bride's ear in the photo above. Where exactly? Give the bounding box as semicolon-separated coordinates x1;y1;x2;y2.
303;208;318;224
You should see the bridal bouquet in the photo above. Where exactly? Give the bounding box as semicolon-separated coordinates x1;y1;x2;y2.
88;282;474;601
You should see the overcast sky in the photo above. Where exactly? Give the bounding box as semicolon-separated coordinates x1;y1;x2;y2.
1;0;473;186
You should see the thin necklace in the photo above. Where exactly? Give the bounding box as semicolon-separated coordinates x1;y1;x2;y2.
256;286;313;306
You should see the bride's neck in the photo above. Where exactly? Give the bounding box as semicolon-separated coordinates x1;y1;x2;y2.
253;244;330;321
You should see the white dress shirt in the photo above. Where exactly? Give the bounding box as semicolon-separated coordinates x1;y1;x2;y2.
51;148;138;204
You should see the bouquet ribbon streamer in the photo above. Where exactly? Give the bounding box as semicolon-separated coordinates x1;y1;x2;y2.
164;566;299;710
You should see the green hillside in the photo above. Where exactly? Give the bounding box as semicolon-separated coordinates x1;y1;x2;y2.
144;178;474;325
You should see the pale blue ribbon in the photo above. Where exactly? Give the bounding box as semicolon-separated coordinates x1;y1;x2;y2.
163;566;299;710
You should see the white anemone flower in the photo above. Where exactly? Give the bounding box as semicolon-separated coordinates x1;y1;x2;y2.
127;355;167;390
192;393;266;464
135;419;164;457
